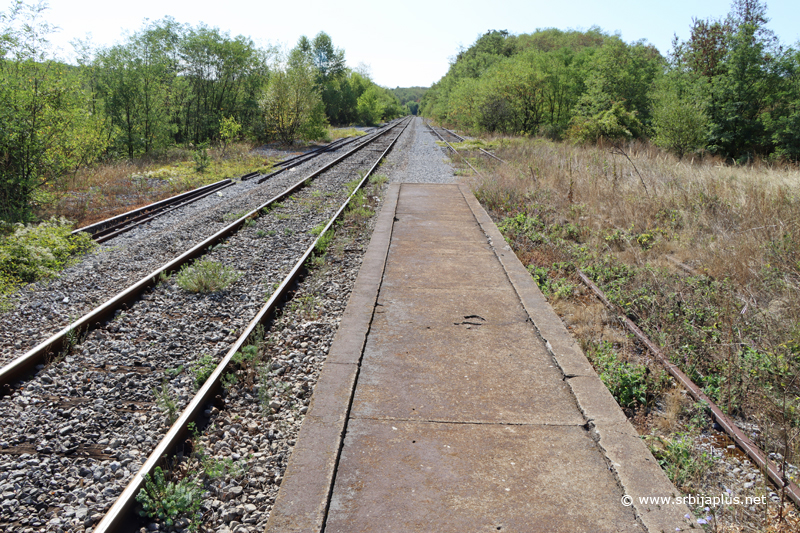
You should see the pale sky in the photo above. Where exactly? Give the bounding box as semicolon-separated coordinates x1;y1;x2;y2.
19;0;800;88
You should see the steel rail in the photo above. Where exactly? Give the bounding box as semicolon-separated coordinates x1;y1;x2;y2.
0;118;410;389
89;180;240;244
441;126;507;164
255;124;389;185
273;136;352;168
576;270;800;508
93;116;412;533
72;178;233;239
425;121;483;176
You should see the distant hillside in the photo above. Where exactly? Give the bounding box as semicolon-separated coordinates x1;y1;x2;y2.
391;87;428;115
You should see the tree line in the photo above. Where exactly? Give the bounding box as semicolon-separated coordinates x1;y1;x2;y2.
0;2;404;223
421;0;800;163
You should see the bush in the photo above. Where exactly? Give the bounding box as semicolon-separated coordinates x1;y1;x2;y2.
0;218;95;309
175;260;240;293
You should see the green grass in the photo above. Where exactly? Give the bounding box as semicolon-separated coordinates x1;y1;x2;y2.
175;260;240;293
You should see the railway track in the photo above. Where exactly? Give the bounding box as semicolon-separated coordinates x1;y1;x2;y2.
0;117;411;531
72;127;381;244
425;121;507;164
0;123;395;369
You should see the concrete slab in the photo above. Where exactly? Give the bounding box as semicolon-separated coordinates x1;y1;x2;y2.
375;286;528;328
325;419;644;533
267;182;693;533
351;316;582;425
390;213;486;244
382;248;509;290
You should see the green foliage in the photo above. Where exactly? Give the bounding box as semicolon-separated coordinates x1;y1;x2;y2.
192;143;210;172
568;101;642;144
260;59;328;144
136;466;204;526
192;354;217;388
152;379;179;425
0;3;107;222
648;434;715;489
590;341;649;408
651;73;710;159
175;260;240;293
219;116;241;155
0;218;95;297
232;344;258;366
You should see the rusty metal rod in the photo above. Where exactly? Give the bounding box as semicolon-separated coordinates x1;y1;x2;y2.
424;121;483;177
576;269;800;508
441;126;507;164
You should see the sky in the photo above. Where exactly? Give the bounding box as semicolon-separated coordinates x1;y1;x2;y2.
19;0;800;88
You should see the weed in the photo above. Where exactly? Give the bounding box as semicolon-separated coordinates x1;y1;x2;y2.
255;229;267;238
0;218;96;302
221;372;238;389
647;434;715;490
165;366;184;378
233;344;259;367
222;210;248;222
283;227;293;236
192;144;210;172
369;173;388;187
175;260;240;293
267;230;276;237
153;379;179;425
201;455;244;480
192;355;217;389
136;466;204;526
589;341;651;409
288;294;318;319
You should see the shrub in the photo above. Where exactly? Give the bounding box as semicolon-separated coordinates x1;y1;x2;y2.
0;217;95;284
175;260;240;293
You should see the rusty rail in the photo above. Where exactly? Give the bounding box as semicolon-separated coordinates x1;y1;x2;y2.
576;269;800;508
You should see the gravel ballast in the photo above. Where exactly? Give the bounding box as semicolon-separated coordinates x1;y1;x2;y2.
0;121;411;532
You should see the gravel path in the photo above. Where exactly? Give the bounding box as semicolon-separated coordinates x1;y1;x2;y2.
382;116;455;184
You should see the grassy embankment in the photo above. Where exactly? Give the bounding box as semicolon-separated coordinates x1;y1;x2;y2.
455;134;799;531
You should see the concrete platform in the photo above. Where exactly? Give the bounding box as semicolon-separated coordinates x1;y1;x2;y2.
266;184;693;533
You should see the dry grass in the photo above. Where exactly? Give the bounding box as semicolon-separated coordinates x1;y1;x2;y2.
465;135;800;529
34;142;275;228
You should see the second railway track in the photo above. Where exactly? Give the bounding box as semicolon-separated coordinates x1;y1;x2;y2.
0;117;411;531
0;122;394;368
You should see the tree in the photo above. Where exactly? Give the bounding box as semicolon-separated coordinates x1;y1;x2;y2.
651;73;710;158
0;1;106;222
260;61;327;144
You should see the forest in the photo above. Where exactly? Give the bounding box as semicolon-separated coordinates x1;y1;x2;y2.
421;0;800;164
0;2;404;223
